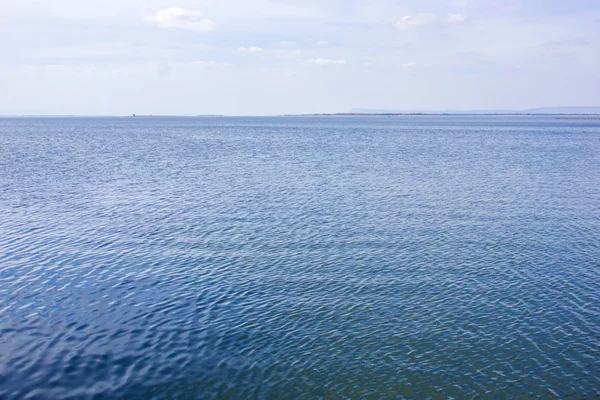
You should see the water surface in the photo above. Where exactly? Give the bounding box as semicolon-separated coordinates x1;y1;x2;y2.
0;116;599;398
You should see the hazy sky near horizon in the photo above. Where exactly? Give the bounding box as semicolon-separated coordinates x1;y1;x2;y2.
1;0;599;115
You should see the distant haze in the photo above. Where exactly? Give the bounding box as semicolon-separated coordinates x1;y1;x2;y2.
1;0;599;116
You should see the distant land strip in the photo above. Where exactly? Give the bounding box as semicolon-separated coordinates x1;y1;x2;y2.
287;113;600;117
555;117;600;120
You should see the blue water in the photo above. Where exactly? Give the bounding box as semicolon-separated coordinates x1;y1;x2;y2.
0;116;599;399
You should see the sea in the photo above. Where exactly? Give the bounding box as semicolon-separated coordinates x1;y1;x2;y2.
0;115;598;399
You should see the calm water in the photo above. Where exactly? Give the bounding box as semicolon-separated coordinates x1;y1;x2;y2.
0;116;599;399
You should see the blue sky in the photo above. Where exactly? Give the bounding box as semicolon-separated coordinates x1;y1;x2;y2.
1;0;598;115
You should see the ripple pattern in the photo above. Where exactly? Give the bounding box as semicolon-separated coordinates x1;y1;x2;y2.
0;116;599;399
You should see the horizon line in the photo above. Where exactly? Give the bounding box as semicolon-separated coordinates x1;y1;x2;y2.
2;112;600;118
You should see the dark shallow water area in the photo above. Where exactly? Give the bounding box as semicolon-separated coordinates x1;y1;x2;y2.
0;115;599;399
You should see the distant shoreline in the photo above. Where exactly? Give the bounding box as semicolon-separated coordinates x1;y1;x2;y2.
285;113;600;117
1;113;599;118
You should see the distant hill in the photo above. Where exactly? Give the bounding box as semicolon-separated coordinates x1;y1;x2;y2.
349;107;600;114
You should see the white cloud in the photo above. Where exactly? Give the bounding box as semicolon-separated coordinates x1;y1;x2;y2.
309;58;347;66
145;8;217;31
239;46;263;53
395;13;466;30
401;62;418;67
315;41;329;46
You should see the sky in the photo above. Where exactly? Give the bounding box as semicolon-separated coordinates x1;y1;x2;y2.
0;0;599;115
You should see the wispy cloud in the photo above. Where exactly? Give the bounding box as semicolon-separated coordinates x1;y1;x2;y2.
274;41;297;47
26;61;227;78
501;4;523;13
544;38;591;48
145;8;217;31
446;13;467;24
395;13;467;30
239;46;263;53
308;58;347;66
401;62;418;67
274;49;303;58
172;61;228;68
25;64;91;72
396;14;437;30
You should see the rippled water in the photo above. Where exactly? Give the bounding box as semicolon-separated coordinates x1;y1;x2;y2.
0;116;599;399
